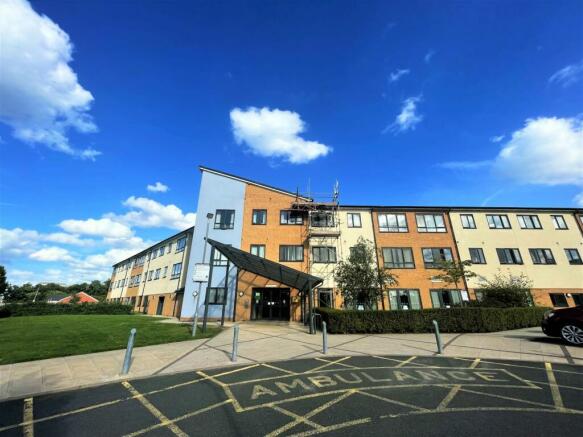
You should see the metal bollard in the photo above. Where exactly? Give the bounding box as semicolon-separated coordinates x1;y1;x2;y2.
231;324;239;362
322;321;328;354
432;320;443;354
121;328;137;375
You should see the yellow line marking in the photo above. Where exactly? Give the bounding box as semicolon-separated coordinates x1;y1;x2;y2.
454;357;582;374
394;356;418;368
197;371;244;412
122;381;188;437
356;390;429;411
436;358;480;410
268;405;324;432
371;355;426;367
545;362;566;411
212;363;261;378
287;418;372;437
307;356;352;372
122;399;232;437
262;363;300;375
313;357;357;369
23;398;33;437
380;406;583;421
469;358;481;368
458;387;580;412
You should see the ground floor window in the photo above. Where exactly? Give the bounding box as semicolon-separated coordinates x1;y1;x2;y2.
572;293;583;306
550;293;568;307
206;287;227;305
142;295;149;313
388;289;421;310
318;288;333;308
431;289;462;308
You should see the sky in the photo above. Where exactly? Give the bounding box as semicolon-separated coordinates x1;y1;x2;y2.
1;0;582;285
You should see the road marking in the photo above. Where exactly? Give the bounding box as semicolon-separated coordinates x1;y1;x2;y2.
458;387;578;412
269;405;324;432
197;371;244;412
356;389;428;411
307;356;352;372
394;356;417;368
262;363;300;375
287;417;372;437
437;358;480;410
371;355;426;367
454;357;582;374
122;399;232;437
545;362;565;411
122;381;188;437
23;398;33;437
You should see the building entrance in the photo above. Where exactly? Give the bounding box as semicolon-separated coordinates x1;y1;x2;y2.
251;288;291;321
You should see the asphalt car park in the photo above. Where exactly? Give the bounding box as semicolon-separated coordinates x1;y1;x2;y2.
1;354;582;436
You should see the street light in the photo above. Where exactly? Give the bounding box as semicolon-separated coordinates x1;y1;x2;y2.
192;212;214;337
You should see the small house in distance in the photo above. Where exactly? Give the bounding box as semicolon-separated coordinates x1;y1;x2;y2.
57;292;99;304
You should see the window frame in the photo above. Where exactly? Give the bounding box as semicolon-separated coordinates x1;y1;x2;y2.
430;289;463;308
416;214;447;233
280;210;304;225
252;209;267;225
382;247;415;269
551;215;568;230
170;262;182;279
214;209;236;230
312;246;337;263
388;289;422;310
205;287;227;305
422;247;453;268
487;214;512;229
279;245;304;262
212;251;229;266
565;248;583;265
460;214;476;229
175;236;187;252
250;244;266;258
378;213;408;233
310;211;335;227
529;248;556;265
469;248;486;264
347;212;362;228
517;214;542;230
549;293;568;308
496;248;523;265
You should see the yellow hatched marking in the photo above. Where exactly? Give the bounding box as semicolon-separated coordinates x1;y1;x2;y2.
262;363;300;375
197;371;244;412
304;356;352;373
313;357;357;369
437;358;480;410
356;389;429;411
545;362;565;411
269;405;324;431
394;356;418;368
122;381;188;437
458;387;580;412
23;398;34;437
371;355;425;367
212;363;261;378
287;417;372;437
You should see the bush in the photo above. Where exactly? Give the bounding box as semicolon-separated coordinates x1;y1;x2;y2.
315;306;549;334
1;302;133;317
0;307;10;318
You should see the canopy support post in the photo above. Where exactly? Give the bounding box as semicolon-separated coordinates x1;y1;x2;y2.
307;280;314;334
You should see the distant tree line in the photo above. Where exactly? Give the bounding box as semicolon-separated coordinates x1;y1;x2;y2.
0;265;110;303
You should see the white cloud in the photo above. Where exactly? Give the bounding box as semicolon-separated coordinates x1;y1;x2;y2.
424;50;436;64
115;196;196;230
30;246;73;262
147;182;169;193
549;60;583;88
439;160;492;170
389;69;410;83
0;228;40;260
490;135;505;143
384;96;423;134
0;0;99;159
44;232;95;246
59;218;133;238
573;192;583;207
230;107;332;164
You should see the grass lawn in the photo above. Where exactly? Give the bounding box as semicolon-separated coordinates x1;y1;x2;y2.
0;315;221;365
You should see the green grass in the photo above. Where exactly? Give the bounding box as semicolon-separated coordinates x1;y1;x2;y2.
0;315;221;365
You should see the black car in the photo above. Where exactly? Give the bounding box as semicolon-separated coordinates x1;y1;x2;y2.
542;306;583;346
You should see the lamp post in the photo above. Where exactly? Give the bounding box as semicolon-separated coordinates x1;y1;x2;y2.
191;212;214;337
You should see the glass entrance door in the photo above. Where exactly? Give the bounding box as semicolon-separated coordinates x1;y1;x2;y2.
251;288;290;321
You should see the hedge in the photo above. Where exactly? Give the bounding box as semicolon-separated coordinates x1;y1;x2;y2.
0;302;133;318
315;306;549;334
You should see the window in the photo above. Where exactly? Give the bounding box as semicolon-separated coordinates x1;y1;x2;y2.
551;215;568;230
148;270;153;281
159;246;165;256
431;289;462;308
167;243;172;253
389;289;422;310
518;214;542;229
252;209;267;225
422;248;453;268
487;214;511;229
460;214;476;229
529;248;556;265
136;274;141;284
318;289;333;308
378;213;408;232
347;213;361;228
250;244;265;258
162;266;168;277
212;251;229;266
151;249;157;260
382;248;414;268
280;210;304;225
416;214;446;233
312;246;337;263
573;294;583;306
310;212;335;227
170;263;182;279
279;245;304;262
214;210;235;229
469;248;486;264
497;248;523;264
549;293;568;308
565;248;582;265
175;236;187;252
206;287;226;305
154;268;161;280
349;245;366;258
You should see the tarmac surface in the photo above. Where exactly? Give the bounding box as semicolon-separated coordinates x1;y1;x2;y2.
1;354;582;436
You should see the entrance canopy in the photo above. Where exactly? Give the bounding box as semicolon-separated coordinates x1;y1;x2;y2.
206;238;323;292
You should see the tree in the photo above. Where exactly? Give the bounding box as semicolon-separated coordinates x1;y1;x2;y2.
0;266;7;299
431;259;477;297
476;271;533;307
334;237;397;310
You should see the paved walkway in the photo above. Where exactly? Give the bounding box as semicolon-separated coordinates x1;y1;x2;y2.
1;322;581;401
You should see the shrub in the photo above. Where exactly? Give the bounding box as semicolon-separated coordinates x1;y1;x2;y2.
474;271;533;307
315;306;549;334
1;302;133;317
0;307;10;318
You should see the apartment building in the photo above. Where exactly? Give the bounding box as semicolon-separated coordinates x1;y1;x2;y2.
107;227;194;317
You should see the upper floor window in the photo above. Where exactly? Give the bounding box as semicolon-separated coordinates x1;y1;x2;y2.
280;210;304;225
252;209;267;225
151;249;157;260
175;236;187;252
487;214;511;229
163;266;168;277
382;247;415;268
250;244;265;258
310;212;334;227
565;248;582;265
159;246;165;256
496;248;523;264
148;270;153;281
518;214;542;229
170;262;182;279
460;214;476;229
347;213;362;228
214;210;235;229
469;248;486;264
312;246;337;263
416;214;446;233
529;248;555;265
551;215;568;230
422;248;453;268
378;213;408;232
212;251;229;266
154;268;161;280
279;245;304;262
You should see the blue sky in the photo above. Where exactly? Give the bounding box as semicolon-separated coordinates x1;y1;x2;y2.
1;0;582;284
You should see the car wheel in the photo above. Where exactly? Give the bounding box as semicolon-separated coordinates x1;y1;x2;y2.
560;324;583;346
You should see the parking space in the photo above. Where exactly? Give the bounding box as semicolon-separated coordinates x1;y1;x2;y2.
1;354;582;436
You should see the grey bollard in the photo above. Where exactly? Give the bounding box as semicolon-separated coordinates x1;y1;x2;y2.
231;324;239;362
432;320;443;354
121;328;137;375
322;321;328;354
